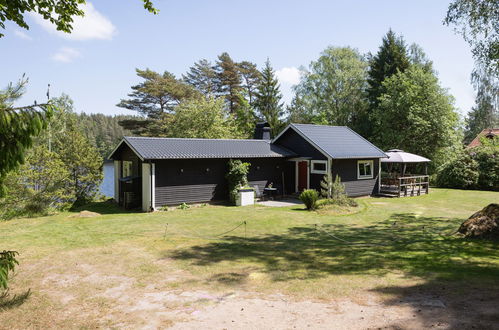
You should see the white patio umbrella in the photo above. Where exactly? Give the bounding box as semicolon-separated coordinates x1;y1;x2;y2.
381;149;431;163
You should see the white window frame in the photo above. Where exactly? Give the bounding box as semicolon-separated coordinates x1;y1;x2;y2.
357;160;374;180
310;160;328;174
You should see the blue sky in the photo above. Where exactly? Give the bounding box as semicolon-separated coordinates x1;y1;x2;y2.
1;0;475;118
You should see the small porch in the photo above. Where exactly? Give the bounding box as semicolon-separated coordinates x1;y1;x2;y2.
379;149;431;198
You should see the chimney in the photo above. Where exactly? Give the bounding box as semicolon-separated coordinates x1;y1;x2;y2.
262;127;271;140
253;122;272;140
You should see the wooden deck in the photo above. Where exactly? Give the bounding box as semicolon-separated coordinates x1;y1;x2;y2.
380;175;429;197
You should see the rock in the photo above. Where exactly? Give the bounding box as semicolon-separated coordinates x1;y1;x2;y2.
69;210;101;218
458;204;499;239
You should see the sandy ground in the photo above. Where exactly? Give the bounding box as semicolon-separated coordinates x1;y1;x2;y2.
32;266;499;330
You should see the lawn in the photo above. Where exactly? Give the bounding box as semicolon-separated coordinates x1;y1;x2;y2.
0;188;498;329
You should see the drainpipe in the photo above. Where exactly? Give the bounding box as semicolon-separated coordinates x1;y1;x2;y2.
149;160;153;212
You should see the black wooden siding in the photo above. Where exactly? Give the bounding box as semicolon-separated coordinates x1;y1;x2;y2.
332;158;379;196
154;158;295;206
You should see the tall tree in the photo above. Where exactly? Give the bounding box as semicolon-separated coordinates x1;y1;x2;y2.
214;52;242;113
166;97;243;139
464;64;499;143
445;0;499;74
183;59;217;96
292;47;369;130
0;0;157;38
254;59;285;136
372;65;459;168
367;29;411;108
54;116;103;204
117;68;200;136
237;61;261;105
0;77;53;196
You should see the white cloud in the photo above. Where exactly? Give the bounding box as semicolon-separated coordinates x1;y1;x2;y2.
31;2;116;40
276;67;301;86
14;29;33;40
52;47;81;63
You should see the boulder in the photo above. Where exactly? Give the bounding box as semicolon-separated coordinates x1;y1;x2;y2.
458;204;499;239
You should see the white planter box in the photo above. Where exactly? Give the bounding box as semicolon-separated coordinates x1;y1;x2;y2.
236;189;254;206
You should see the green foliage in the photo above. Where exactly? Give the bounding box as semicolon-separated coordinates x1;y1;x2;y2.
117;68;200;135
292;47;368;131
54;116;103;205
254;59;285;136
0;145;73;220
464;64;499;144
299;189;319;210
225;160;250;203
0;0;157;38
436;152;480;189
470;144;499;190
445;0;498;74
183;59;218;96
372;65;460;169
214;53;243;114
0;77;53;197
367;30;410;108
178;203;190;210
0;251;18;290
319;175;356;207
233;95;258;138
166;97;243;139
76;112;134;158
237;61;261;106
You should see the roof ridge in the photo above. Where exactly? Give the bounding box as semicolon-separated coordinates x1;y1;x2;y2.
125;136;270;142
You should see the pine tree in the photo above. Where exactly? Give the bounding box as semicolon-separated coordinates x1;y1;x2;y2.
0;76;53;196
214;52;242;113
54;116;103;205
367;29;410;107
237;61;261;105
255;59;285;137
183;59;217;96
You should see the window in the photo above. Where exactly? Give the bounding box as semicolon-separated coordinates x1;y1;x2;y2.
311;160;328;174
122;161;133;177
357;160;373;179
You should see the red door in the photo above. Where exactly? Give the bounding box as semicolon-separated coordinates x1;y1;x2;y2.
298;161;308;191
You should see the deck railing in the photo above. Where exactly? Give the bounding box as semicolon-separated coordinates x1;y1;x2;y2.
380;175;429;197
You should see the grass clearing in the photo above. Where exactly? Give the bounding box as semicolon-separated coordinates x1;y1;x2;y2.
0;188;498;328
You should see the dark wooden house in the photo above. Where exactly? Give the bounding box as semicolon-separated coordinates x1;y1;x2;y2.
109;123;387;211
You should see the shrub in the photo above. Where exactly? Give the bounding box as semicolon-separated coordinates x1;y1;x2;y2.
319;174;356;206
436;152;479;189
471;146;499;191
299;189;319;210
178;203;190;210
0;250;18;290
225;159;251;204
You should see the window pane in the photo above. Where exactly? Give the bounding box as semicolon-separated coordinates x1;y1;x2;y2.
365;162;372;176
359;163;365;176
314;162;326;171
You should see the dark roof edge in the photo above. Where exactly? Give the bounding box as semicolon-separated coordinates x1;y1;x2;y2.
272;124;332;159
108;137;145;161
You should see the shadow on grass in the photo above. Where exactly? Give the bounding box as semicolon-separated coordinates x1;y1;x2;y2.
168;212;499;327
69;200;140;215
0;289;31;310
169;212;499;282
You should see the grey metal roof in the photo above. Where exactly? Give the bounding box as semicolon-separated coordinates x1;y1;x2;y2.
381;149;431;163
119;136;296;160
280;124;387;159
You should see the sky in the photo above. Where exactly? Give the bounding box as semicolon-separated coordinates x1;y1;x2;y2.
1;0;476;118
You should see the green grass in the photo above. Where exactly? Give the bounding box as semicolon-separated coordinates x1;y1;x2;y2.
0;188;498;327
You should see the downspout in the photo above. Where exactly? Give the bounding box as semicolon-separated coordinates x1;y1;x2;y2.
149;160;153;212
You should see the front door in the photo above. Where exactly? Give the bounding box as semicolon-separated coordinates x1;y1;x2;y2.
297;161;308;191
